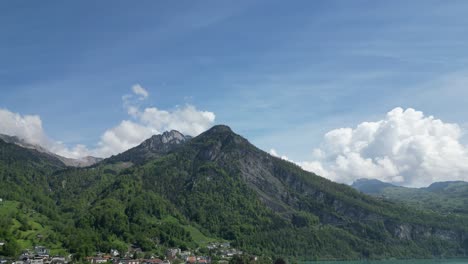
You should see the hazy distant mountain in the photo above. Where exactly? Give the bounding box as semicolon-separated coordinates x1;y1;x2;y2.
0;133;102;167
1;126;468;260
351;178;397;194
352;178;468;215
0;134;50;152
57;155;103;167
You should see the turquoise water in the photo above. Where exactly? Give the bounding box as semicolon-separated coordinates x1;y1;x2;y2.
305;260;467;264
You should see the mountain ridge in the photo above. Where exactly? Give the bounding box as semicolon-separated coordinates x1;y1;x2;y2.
0;133;102;167
352;178;468;215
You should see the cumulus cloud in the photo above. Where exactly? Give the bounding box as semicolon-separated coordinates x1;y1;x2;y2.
95;120;154;157
0;84;215;159
276;107;468;187
132;84;149;99
95;102;215;157
269;148;293;162
0;109;48;146
0;108;93;159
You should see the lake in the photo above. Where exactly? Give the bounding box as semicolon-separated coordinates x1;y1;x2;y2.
306;260;467;264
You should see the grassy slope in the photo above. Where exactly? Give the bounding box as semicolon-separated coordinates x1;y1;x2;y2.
0;200;67;255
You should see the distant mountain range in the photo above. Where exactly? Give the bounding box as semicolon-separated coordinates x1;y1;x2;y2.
1;126;468;260
352;178;468;215
0;133;102;167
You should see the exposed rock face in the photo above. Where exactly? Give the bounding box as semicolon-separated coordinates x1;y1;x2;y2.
394;224;413;240
389;223;465;242
142;130;191;153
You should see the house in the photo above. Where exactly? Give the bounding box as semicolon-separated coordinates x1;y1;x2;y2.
179;251;191;260
34;246;49;257
0;241;5;247
161;260;170;264
30;257;44;264
115;259;139;264
186;256;196;264
141;259;162;264
50;256;66;264
89;257;108;264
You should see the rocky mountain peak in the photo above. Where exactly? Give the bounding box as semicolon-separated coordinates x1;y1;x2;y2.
144;130;190;149
106;130;192;164
161;130;187;144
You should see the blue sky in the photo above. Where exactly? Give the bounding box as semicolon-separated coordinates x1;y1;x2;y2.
2;1;468;185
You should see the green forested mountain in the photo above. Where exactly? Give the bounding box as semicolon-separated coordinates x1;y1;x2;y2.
352;178;468;215
1;126;468;260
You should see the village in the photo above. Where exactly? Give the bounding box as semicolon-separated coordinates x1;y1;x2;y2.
87;241;244;264
0;242;244;264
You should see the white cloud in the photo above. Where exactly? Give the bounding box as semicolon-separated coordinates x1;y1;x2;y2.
0;109;48;146
92;103;215;157
0;84;215;159
90;85;216;157
95;120;154;156
270;148;293;162
132;84;149;99
279;107;468;187
0;108;93;159
269;148;278;157
139;105;216;135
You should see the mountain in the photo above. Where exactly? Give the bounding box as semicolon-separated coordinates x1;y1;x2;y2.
351;178;397;194
352;178;468;215
2;126;468;260
0;133;102;167
56;155;103;167
0;134;50;153
426;181;468;192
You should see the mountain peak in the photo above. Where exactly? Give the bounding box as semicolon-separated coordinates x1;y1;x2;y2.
206;125;233;134
352;178;396;194
425;181;468;192
160;130;187;144
145;130;190;147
